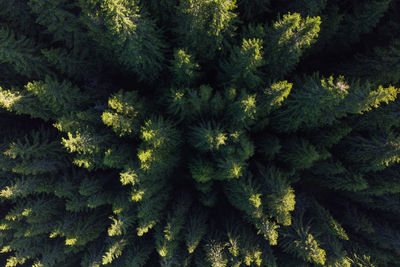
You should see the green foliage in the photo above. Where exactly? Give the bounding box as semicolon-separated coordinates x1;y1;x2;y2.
102;90;145;137
238;0;271;21
138;117;180;172
258;134;281;160
0;27;47;79
79;0;165;81
279;138;320;170
102;238;126;265
190;121;228;152
205;239;228;267
0;86;49;120
0;76;90;121
167;85;225;122
170;49;200;87
264;13;321;77
41;48;92;79
271;75;399;132
342;132;400;172
25;77;90;116
271;75;348;132
1;1;400;266
185;209;208;254
155;194;191;261
263;81;293;111
259;165;296;226
286;0;327;17
0;1;37;36
221;38;264;89
28;0;87;48
0;129;67;175
62;130;106;168
176;0;237;59
352;39;400;85
280;215;326;265
335;0;392;47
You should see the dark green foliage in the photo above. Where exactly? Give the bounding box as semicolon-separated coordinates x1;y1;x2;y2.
170;49;200;87
0;129;67;175
28;0;87;48
175;0;237;60
279;138;320;170
238;0;271;22
1;0;400;266
0;76;91;121
78;0;165;81
341;132;400;172
351;39;400;85
263;13;321;78
220;38;264;89
0;0;38;37
0;27;47;79
280;216;326;265
271;75;398;132
334;0;392;48
102;90;146;137
285;0;327;17
41;47;93;80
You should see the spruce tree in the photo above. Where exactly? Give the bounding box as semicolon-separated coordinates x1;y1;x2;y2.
0;0;400;266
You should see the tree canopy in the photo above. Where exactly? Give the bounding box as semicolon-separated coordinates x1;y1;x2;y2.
0;0;400;266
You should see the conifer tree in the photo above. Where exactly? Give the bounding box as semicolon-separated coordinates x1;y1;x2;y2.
271;74;399;132
0;27;47;79
78;0;165;81
175;0;237;60
263;13;321;78
334;0;392;48
0;1;400;266
351;39;400;85
237;0;271;22
220;38;264;89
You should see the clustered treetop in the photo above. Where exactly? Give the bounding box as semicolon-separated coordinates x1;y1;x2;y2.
0;0;400;266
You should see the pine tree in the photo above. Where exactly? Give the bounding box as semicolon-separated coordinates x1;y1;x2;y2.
0;27;47;79
351;39;400;85
1;1;400;266
271;74;399;132
78;0;165;81
333;0;392;49
341;132;400;172
102;90;146;137
0;76;91;121
280;212;326;266
175;0;237;60
237;0;271;22
263;13;321;78
285;0;327;17
0;129;67;175
0;0;38;37
220;38;264;89
28;0;88;48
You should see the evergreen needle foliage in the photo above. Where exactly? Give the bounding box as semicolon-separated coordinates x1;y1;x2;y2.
0;0;400;266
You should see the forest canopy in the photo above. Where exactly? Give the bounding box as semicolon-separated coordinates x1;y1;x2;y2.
0;0;400;266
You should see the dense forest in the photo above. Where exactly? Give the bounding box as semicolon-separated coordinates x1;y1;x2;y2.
0;0;400;266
